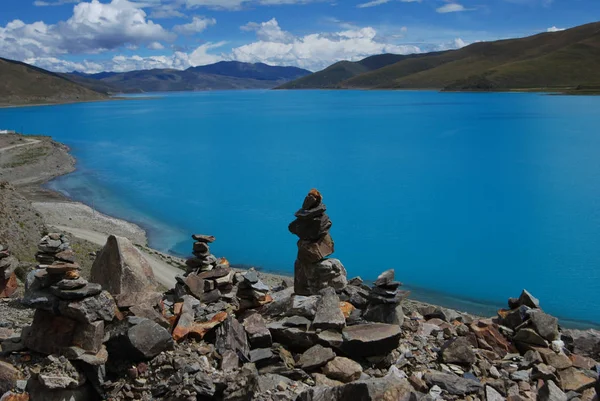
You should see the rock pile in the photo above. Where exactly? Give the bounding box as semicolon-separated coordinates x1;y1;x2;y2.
0;242;18;298
362;269;410;325
289;189;347;296
35;233;73;265
237;269;272;310
175;235;237;305
19;234;118;400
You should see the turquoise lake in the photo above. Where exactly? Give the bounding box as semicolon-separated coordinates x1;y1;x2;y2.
2;90;600;326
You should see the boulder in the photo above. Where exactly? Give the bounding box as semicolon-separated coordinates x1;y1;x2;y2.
312;288;345;331
517;289;540;309
216;316;250;364
362;303;405;325
297;234;335;263
538;380;568;401
72;321;104;353
90;235;157;296
440;337;476;366
267;321;319;351
294;259;347;296
296;366;415;401
322;357;363;383
108;318;173;361
58;291;117;324
242;313;272;349
561;329;600;360
286;295;320;319
341;323;401;358
423;371;482;396
514;328;548;347
527;310;559;342
0;361;21;394
23;310;77;355
114;291;163;309
556;367;596;392
298;345;336;370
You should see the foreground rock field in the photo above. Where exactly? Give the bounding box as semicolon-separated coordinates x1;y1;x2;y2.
0;190;598;401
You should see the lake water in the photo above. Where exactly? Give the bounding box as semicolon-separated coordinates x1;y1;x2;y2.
2;90;600;326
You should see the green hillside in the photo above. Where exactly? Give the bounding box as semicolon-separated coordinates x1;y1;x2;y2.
282;21;600;93
277;53;414;89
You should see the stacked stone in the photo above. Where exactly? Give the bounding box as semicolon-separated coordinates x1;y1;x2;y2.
175;234;235;305
289;189;347;296
362;269;409;325
184;234;219;275
35;233;75;265
0;243;18;298
21;235;118;396
236;269;272;310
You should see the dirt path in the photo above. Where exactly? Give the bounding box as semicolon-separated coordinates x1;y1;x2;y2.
51;225;178;289
0;138;40;152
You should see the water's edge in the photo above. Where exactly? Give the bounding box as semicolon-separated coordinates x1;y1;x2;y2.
45;165;600;330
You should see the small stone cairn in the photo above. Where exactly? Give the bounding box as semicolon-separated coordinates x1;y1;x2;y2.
236;269;272;310
176;235;236;305
0;242;18;298
20;234;117;397
362;269;410;325
289;189;347;295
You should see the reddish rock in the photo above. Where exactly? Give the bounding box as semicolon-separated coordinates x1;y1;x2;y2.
569;353;597;370
72;320;104;353
189;312;228;340
191;234;215;243
339;302;355;318
0;361;22;394
0;392;30;401
44;263;81;275
0;273;17;298
557;367;596;392
297;234;335;263
469;320;517;357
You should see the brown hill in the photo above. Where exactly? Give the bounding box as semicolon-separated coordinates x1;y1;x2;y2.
0;57;108;106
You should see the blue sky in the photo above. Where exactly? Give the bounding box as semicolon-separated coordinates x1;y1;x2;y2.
0;0;598;73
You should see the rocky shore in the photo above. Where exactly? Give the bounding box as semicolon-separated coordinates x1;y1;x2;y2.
0;189;598;401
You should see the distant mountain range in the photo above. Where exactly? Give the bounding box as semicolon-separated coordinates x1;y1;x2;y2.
279;21;600;93
61;61;311;94
0;57;108;107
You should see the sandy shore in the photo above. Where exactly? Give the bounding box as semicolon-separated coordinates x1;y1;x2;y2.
32;201;147;245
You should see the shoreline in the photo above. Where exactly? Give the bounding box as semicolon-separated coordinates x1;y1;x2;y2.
3;133;600;329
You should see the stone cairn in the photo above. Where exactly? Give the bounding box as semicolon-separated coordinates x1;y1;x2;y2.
362;269;409;325
175;235;237;305
289;189;347;295
0;242;18;298
236;269;272;310
20;234;117;398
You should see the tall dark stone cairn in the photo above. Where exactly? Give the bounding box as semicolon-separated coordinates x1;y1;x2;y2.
289;189;347;295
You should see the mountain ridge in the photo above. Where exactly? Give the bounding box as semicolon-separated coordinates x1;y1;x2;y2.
278;21;600;93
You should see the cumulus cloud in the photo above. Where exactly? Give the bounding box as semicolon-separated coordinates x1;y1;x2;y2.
547;26;565;32
16;17;473;74
173;16;216;35
436;3;469;13
231;18;421;71
0;0;174;60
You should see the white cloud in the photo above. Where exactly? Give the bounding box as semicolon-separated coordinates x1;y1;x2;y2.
231;18;421;71
0;0;174;60
436;3;469;13
547;26;565;32
19;18;472;74
34;0;81;6
357;0;420;8
148;41;165;49
173;16;216;35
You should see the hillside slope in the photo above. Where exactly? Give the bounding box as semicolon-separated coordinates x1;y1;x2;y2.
0;58;108;106
282;21;600;92
277;54;416;89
